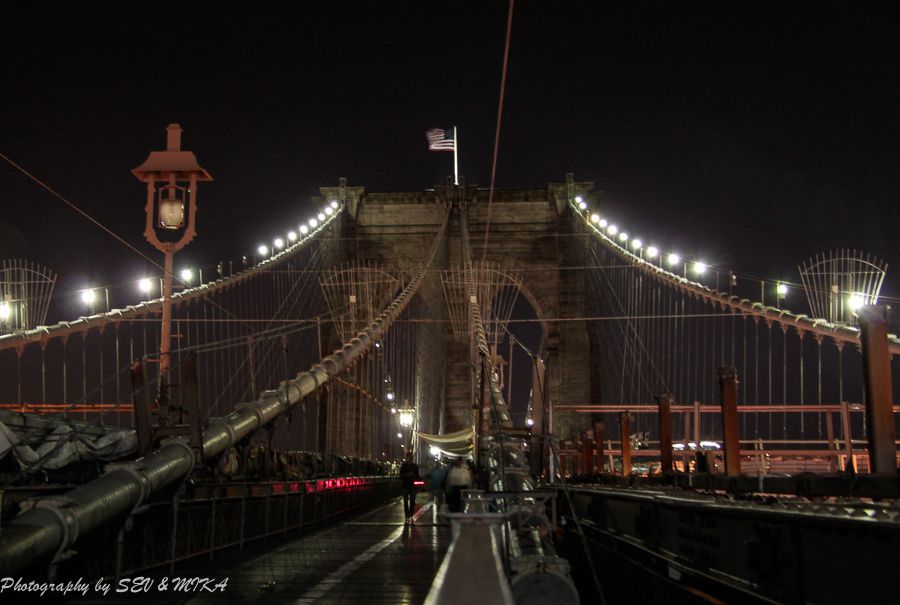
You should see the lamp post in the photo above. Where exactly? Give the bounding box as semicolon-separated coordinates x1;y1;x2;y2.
132;124;212;426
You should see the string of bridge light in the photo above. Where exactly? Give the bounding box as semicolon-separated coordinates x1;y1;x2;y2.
72;200;343;309
570;195;836;309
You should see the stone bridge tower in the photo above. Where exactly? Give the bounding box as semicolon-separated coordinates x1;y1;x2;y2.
317;176;598;452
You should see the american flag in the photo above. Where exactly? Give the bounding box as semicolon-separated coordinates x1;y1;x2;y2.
426;128;456;151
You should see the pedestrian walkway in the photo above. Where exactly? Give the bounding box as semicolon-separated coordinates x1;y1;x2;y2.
187;493;449;604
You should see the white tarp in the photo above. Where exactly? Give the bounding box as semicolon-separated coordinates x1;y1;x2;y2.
0;419;137;473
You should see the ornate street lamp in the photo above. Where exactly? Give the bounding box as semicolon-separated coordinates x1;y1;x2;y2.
132;124;212;424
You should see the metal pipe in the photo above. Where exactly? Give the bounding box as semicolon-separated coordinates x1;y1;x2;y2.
0;209;449;575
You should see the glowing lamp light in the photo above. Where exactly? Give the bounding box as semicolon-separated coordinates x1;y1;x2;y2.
848;293;865;311
397;432;403;439
578;201;588;211
309;218;319;228
324;206;334;216
646;246;659;258
0;302;11;320
390;407;397;414
288;231;297;242
667;253;680;267
274;237;285;250
525;418;534;427
607;224;618;236
618;232;628;242
590;213;601;224
692;261;707;274
399;411;414;427
330;200;339;209
317;212;325;221
776;283;788;296
180;268;194;283
386;392;394;401
138;278;153;293
575;195;584;204
598;219;608;228
299;225;309;235
258;244;269;256
429;446;440;456
631;239;642;250
80;289;96;305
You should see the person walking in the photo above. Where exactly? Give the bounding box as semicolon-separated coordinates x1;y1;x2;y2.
444;458;472;513
426;461;448;510
399;453;420;522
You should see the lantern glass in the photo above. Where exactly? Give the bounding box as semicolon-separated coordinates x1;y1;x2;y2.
158;196;185;229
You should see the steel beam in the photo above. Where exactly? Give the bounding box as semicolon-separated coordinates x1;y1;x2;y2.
718;367;741;476
858;306;898;474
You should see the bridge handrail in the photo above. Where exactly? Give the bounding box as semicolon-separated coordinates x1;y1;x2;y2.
572;201;900;356
0;206;451;575
0;206;344;352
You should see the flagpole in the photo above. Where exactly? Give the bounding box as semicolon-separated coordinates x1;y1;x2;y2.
453;126;459;186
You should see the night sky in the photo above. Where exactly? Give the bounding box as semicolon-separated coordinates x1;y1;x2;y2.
2;3;899;326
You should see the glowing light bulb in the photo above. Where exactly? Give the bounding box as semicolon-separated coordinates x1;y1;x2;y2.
667;253;680;266
618;232;628;242
575;195;584;204
309;218;318;228
631;239;642;250
692;261;707;274
138;278;152;293
646;246;659;258
526;418;534;427
429;446;440;456
590;213;600;224
0;302;9;320
777;283;788;296
80;289;96;304
287;231;297;242
258;245;269;256
324;206;334;215
330;200;339;209
397;432;403;439
386;392;394;401
317;212;325;221
607;224;618;236
299;225;309;235
274;237;285;249
180;268;193;282
599;219;608;228
848;293;865;311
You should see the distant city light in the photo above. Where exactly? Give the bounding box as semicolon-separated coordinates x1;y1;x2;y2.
274;237;285;249
330;200;339;209
138;278;153;293
692;261;707;274
180;269;193;282
646;246;659;258
607;224;618;236
299;225;309;235
590;213;600;224
631;239;642;250
667;253;680;266
598;219;608;228
776;283;788;296
288;231;297;242
258;244;269;256
0;302;10;320
80;289;96;305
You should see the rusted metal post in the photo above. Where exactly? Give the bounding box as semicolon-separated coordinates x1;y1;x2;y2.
131;361;153;456
857;306;897;474
593;421;605;473
655;393;674;473
840;401;854;472
581;431;594;475
718;367;741;476
619;412;632;475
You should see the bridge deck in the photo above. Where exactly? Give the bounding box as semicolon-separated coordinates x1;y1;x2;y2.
186;493;448;604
